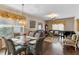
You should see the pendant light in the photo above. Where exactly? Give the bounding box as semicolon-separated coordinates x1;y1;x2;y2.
19;4;25;26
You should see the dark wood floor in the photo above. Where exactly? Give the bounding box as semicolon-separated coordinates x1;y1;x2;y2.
42;36;79;55
0;36;79;55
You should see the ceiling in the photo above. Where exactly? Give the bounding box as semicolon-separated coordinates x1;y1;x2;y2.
2;4;79;20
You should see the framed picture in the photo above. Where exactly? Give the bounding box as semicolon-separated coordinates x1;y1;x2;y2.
30;20;36;28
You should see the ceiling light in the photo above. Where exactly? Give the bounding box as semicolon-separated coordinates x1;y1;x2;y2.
45;13;59;18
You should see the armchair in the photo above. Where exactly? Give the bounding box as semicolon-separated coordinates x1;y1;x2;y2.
63;34;78;51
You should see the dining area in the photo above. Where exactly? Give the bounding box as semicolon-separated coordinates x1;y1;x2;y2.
0;10;47;55
0;30;46;55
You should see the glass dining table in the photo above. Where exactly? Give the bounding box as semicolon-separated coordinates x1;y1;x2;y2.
11;35;37;46
10;35;38;54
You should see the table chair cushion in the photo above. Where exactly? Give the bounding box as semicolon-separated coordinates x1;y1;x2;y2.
15;45;27;54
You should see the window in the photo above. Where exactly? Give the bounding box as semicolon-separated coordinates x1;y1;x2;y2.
38;23;43;30
14;26;23;33
0;19;26;38
0;25;14;38
38;24;42;30
52;24;64;30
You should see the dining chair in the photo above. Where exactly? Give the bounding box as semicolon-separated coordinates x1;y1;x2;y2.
35;37;45;55
28;30;45;43
27;30;40;54
0;37;8;54
6;39;27;55
28;30;45;55
28;31;34;37
29;30;45;45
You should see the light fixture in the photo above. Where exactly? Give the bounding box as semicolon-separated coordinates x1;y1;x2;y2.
21;4;24;16
45;13;59;18
19;4;25;25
